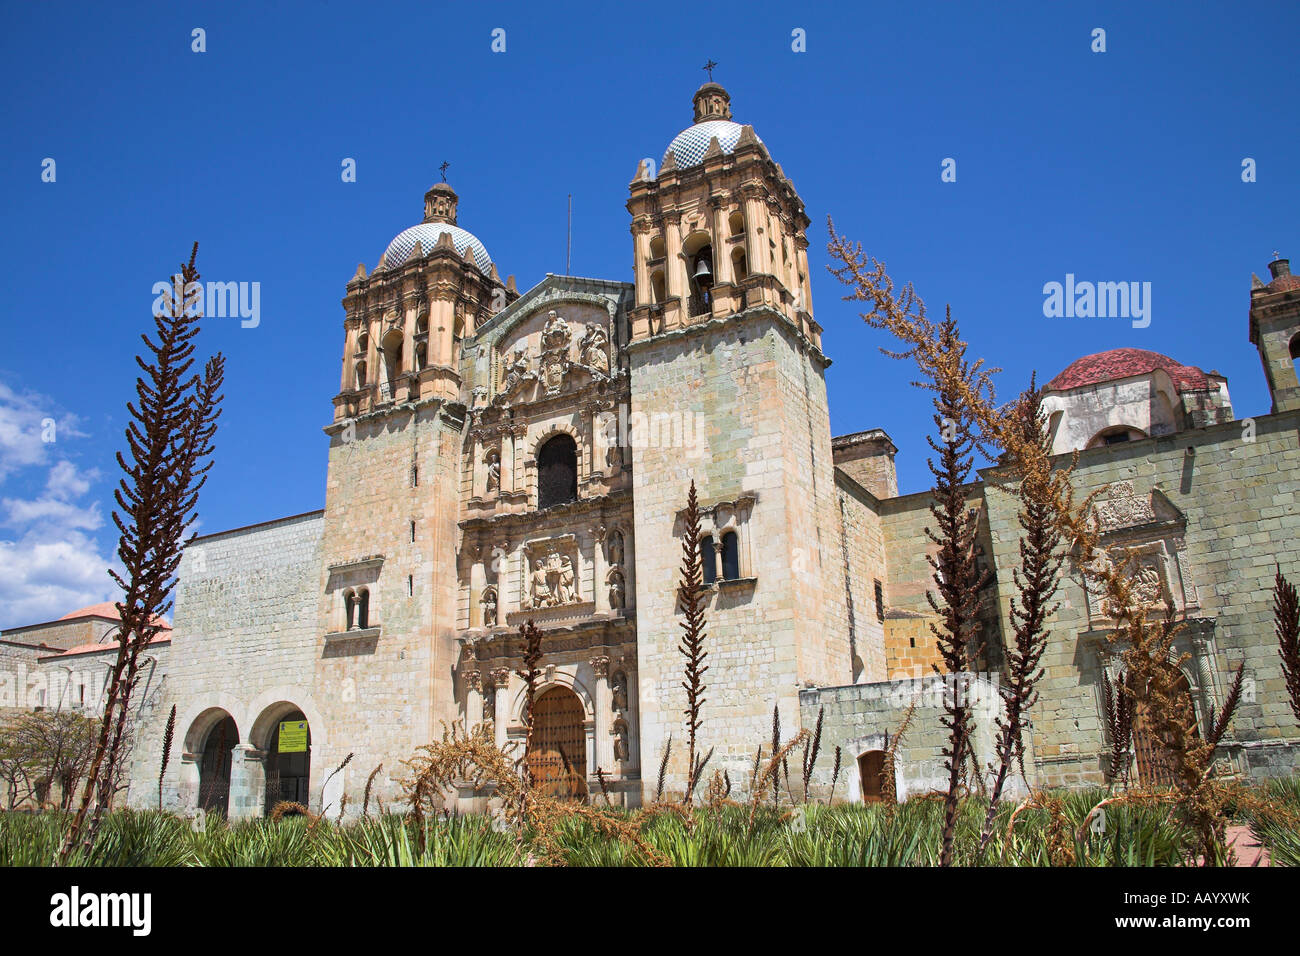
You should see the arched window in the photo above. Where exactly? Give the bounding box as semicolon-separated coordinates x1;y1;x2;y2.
537;434;578;509
731;248;748;283
357;331;369;354
355;361;367;389
700;535;717;585
650;269;666;304
344;589;357;630
721;531;740;580
1087;425;1146;449
858;750;888;803
648;236;666;260
381;329;404;386
356;588;370;629
728;210;744;237
453;317;465;358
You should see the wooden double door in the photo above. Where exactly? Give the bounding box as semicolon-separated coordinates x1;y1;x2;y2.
527;687;588;801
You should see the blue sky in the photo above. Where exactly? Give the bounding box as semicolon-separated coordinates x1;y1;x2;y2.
0;1;1296;628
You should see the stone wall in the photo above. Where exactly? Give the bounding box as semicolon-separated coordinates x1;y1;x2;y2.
628;308;854;798
126;510;324;815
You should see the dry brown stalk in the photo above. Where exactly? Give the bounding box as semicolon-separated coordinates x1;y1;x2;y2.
157;704;176;811
1275;566;1300;727
61;243;226;862
677;480;710;803
362;763;383;818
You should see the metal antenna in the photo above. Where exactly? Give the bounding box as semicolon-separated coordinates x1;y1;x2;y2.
567;193;572;275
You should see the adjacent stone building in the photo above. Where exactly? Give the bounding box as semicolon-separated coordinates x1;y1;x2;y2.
4;82;1297;815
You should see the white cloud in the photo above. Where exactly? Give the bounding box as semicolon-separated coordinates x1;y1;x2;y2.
0;388;114;630
0;383;87;481
0;529;117;629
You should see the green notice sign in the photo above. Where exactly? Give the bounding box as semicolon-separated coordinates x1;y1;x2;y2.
278;720;308;753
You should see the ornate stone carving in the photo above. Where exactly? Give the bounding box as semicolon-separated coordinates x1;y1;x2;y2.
608;570;626;610
1095;480;1156;532
610;670;628;712
480;587;498;627
589;655;610;678
485;450;500;493
612;718;630;762
607;529;625;566
527;544;580;609
502;349;531;392
578;324;610;373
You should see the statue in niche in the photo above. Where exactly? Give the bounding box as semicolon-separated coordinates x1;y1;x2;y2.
607;530;624;567
485;451;500;493
483;689;495;723
530;556;554;609
612;721;630;762
608;571;626;610
555;554;576;604
610;670;628;712
481;589;497;628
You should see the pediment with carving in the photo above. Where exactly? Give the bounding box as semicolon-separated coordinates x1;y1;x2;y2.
1080;480;1196;627
492;305;614;406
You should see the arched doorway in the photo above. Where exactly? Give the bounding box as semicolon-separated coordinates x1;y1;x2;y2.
198;714;238;817
527;687;588;801
858;750;887;803
1130;667;1198;788
263;710;312;814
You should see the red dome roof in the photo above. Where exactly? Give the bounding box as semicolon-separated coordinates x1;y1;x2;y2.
1045;348;1210;394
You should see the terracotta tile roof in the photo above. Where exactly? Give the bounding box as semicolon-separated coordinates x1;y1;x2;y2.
1269;273;1300;293
41;633;169;659
58;602;171;630
1045;348;1210;394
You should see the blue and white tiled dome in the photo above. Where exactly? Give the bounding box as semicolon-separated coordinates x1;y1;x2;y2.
381;222;492;270
662;119;760;170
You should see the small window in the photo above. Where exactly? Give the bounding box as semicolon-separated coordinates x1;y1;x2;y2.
411;463;418;487
649;236;666;260
721;531;740;581
874;579;885;622
410;521;416;542
701;536;717;585
1103;432;1130;446
408;575;414;597
728;210;744;237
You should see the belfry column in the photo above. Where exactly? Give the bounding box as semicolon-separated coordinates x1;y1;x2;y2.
711;195;732;286
664;212;684;301
590;656;613;772
491;668;512;750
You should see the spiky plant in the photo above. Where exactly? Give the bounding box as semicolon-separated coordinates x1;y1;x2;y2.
517;620;544;806
801;706;824;802
157;704;176;811
677;480;710;802
977;378;1064;855
61;243;225;863
362;763;382;818
1275;566;1300;728
1101;669;1133;787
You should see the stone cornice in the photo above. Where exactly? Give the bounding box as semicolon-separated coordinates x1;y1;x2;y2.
625;305;830;370
458;489;633;533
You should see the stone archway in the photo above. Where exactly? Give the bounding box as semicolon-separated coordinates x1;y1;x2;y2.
196;713;238;817
857;750;888;804
527;686;588;801
260;709;312;814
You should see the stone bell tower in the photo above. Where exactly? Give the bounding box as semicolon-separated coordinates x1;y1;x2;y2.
625;82;851;799
312;177;512;798
1250;254;1300;413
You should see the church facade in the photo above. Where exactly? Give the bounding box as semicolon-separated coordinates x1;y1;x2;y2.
5;81;1299;816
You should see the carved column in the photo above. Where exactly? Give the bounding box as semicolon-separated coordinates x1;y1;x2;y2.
741;186;767;275
469;545;486;627
710;194;732;288
664;212;684;300
591;524;608;613
465;669;484;730
470;431;486;499
590;656;613;772
491;668;512;750
632;221;651;307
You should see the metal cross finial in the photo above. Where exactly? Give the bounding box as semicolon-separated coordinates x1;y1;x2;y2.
1273;250;1282;261
439;161;450;183
702;59;718;82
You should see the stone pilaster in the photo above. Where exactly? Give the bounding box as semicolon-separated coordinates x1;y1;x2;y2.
590;656;612;771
